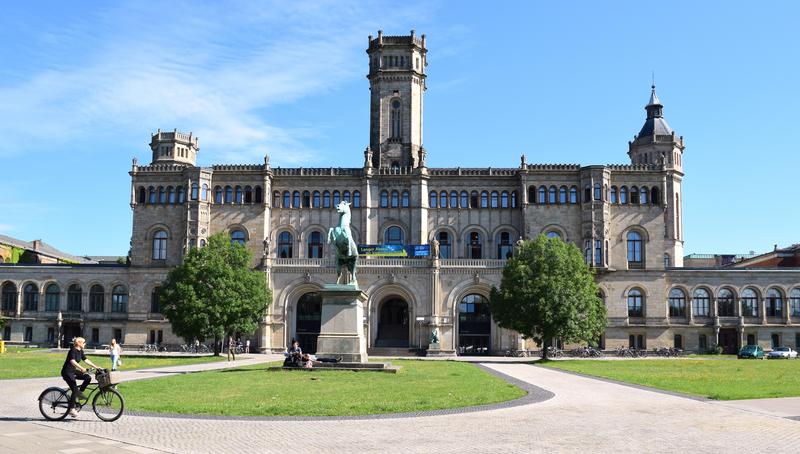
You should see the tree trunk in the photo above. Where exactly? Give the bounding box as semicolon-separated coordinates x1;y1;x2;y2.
541;337;550;360
213;335;220;356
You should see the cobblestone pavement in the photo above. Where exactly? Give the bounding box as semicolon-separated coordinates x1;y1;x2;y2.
2;357;800;453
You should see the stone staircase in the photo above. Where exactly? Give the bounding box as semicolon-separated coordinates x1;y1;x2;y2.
367;347;421;357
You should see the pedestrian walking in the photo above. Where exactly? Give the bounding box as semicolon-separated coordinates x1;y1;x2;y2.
109;338;123;371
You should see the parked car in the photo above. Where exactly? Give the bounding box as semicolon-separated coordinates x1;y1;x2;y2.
737;345;765;359
767;347;798;359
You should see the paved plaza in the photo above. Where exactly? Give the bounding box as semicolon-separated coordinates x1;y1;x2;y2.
2;357;800;453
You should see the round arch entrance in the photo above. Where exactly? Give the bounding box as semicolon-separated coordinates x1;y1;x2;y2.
295;292;321;353
375;298;409;348
458;293;491;355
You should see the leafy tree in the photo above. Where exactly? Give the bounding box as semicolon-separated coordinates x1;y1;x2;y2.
160;233;271;355
490;234;606;359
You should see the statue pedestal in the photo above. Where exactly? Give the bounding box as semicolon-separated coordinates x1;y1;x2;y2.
315;284;368;363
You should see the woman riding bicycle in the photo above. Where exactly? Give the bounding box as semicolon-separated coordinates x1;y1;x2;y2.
61;337;102;418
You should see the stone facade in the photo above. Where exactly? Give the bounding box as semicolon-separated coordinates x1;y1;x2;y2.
1;31;799;355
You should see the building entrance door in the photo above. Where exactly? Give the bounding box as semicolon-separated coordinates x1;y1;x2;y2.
375;298;409;347
458;294;491;355
63;323;82;346
718;328;738;354
296;292;321;354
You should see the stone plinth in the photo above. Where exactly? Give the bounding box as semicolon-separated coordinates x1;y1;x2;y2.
314;284;369;363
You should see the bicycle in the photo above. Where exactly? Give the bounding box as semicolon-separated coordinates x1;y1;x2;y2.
38;368;125;422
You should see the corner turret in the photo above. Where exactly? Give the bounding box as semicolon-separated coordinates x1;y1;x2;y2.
627;86;684;172
149;129;198;166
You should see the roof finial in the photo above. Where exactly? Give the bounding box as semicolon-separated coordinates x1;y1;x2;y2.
651;70;655;90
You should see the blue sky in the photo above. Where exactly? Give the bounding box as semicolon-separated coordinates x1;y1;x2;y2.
1;1;798;257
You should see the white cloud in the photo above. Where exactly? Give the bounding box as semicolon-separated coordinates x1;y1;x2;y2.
0;1;424;165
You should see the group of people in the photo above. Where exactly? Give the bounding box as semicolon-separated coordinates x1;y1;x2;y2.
283;339;343;368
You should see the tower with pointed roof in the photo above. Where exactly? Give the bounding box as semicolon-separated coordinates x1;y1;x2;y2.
628;86;685;266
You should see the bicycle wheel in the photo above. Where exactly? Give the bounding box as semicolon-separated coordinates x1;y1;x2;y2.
93;387;124;422
39;387;70;421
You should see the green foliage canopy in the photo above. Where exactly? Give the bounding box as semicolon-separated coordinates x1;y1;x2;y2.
490;235;606;357
160;233;271;354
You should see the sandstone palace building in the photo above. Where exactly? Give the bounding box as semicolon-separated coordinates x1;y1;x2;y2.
2;31;800;355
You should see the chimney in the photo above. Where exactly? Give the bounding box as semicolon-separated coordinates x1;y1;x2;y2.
33;239;41;251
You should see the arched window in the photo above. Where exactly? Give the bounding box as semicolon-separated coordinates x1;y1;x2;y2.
480;191;489;208
766;288;783;317
664;253;671;268
384;226;403;245
333;190;341;205
538;187;547;204
496;231;513;259
440;191;447;208
490;191;499;208
111;285;128;313
569;186;578;204
167;186;175;204
630;186;640;204
23;283;38;311
468;232;482;259
137;187;146;204
215;186;223;203
312;191;320;208
190;183;198;201
511;191;518;208
159;186;167;204
225;186;233;203
381;191;389;208
741;288;758;317
89;285;104;312
717;288;735;316
558;186;567;204
584;185;591;202
225;230;245;248
282;191;290;208
593;183;602;201
651;187;660;205
150;286;161;313
668;288;686;317
789;288;800;317
545;230;561;239
254;186;263;203
548;186;556;204
277;231;293;258
500;191;509;208
640;186;648;204
307;231;323;258
626;231;643;268
202;184;209;201
390;98;401;138
152;230;168;260
302;191;310;208
67;284;81;312
692;288;710;317
177;186;186;204
322;191;331;208
436;231;451;259
343;190;351;203
461;191;469;208
292;191;301;208
528;186;536;204
199;239;206;248
620;186;628;204
627;288;643;317
401;190;409;207
429;191;437;208
148;186;156;204
45;284;60;312
470;191;479;208
610;186;618;204
243;186;252;203
451;191;459;208
393;191;401;208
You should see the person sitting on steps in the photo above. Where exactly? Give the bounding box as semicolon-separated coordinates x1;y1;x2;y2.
61;336;102;418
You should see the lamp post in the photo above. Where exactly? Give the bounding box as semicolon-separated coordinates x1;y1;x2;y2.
415;316;425;349
56;311;63;349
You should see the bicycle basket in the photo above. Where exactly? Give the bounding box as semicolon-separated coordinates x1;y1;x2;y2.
96;370;115;388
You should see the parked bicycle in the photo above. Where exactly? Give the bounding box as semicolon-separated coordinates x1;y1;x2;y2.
544;346;564;358
138;343;167;353
503;349;530;357
653;347;682;357
38;368;124;422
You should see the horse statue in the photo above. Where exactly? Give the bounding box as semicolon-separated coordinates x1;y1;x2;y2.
328;200;359;286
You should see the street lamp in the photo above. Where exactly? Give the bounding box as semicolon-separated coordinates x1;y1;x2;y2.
56;311;63;349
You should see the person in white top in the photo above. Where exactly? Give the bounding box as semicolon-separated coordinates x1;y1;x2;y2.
109;338;123;371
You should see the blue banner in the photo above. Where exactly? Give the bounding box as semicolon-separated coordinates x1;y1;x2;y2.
358;244;431;257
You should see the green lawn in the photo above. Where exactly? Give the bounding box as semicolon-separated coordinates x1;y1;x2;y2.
118;359;526;416
0;347;224;379
541;358;800;400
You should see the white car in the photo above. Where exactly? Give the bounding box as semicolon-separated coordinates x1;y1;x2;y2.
767;347;798;359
